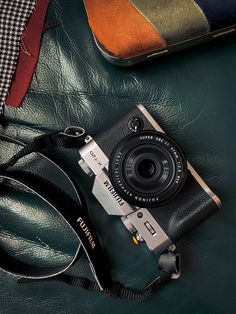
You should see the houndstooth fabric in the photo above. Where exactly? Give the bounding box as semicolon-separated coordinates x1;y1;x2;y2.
0;0;36;112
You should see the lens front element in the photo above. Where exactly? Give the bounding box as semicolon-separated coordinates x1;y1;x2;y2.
109;131;187;207
138;159;156;178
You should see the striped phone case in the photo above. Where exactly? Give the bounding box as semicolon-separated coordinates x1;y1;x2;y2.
84;0;236;66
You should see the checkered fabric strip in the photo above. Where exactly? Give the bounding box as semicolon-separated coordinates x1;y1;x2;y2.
0;0;36;111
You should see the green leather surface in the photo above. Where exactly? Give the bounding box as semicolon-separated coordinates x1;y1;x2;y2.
1;0;236;313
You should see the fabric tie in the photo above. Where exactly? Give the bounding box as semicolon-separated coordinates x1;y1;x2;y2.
0;0;36;113
6;0;51;108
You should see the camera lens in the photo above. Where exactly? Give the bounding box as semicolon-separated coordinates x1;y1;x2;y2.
123;144;175;195
138;159;156;178
109;131;187;207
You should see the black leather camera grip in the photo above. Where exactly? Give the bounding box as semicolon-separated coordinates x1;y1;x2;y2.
149;172;219;242
95;106;155;157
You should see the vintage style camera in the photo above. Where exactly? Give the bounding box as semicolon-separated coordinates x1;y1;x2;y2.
78;105;221;255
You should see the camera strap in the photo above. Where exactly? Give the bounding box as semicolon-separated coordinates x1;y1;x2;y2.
0;128;179;301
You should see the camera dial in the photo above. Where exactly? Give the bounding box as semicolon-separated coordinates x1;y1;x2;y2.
109;131;187;207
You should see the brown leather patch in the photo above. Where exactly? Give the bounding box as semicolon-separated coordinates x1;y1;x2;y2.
84;0;167;58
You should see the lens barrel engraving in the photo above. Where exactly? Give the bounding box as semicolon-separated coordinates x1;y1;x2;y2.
109;131;187;207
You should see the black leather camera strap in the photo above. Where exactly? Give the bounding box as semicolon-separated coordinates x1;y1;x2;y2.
0;129;177;300
0;129;112;289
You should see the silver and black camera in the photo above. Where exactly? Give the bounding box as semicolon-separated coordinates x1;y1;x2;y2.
78;105;221;255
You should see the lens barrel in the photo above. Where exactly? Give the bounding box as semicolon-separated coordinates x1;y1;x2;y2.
109;131;187;207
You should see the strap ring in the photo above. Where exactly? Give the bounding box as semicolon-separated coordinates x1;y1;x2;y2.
60;126;86;137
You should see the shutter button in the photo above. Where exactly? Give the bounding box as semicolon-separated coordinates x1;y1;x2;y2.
128;117;144;132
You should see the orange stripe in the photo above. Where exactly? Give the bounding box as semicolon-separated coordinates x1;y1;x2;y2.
84;0;167;58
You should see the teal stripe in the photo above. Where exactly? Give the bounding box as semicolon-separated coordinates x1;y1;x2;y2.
130;0;210;44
